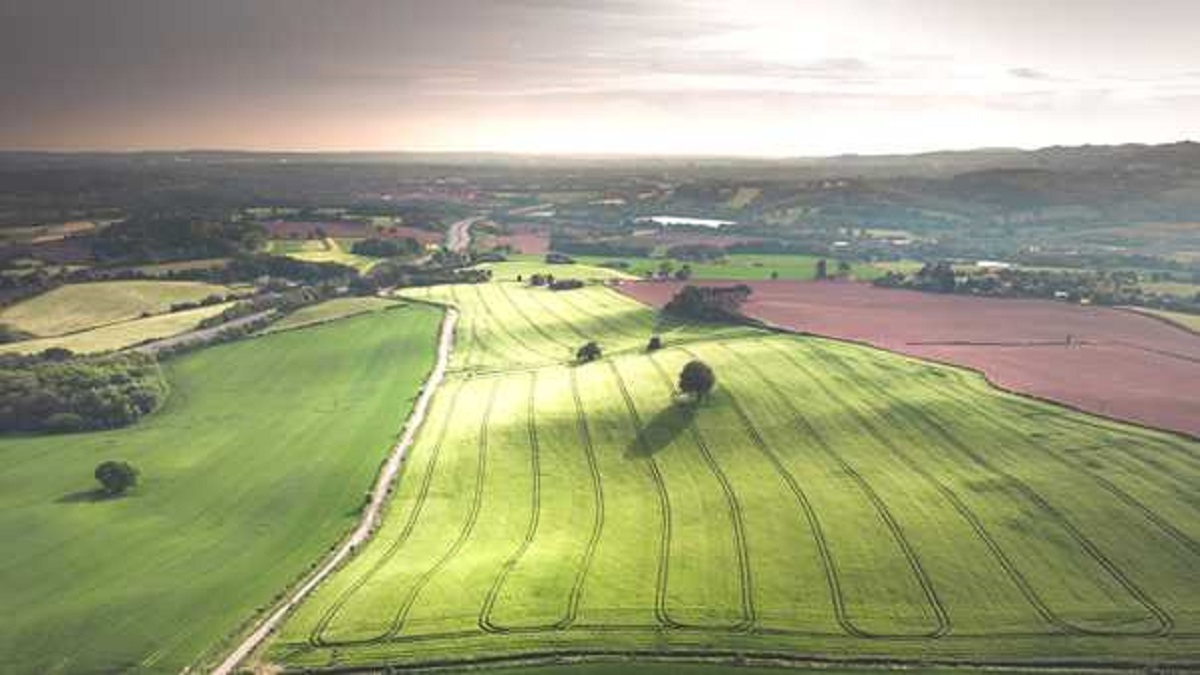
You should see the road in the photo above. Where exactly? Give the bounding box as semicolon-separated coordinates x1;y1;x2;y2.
445;216;479;253
132;310;277;355
209;307;459;675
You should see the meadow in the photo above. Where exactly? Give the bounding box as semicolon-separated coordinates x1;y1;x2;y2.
0;301;232;355
267;281;1200;672
0;279;235;336
542;254;886;282
0;305;443;674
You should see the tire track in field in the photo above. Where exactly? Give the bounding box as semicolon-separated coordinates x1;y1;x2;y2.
380;377;501;640
447;286;480;371
742;339;1080;636
522;287;594;343
469;284;561;365
710;341;948;639
644;354;756;632
931;381;1200;561
675;343;859;638
478;372;540;633
805;340;1173;637
309;379;468;647
607;360;678;630
494;283;580;354
561;366;607;628
556;288;653;343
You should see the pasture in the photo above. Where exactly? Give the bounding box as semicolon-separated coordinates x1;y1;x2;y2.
0;306;443;674
0;301;232;355
0;279;235;336
267;281;1200;672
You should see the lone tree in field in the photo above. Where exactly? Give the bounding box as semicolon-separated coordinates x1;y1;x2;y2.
814;258;828;280
679;360;716;402
647;335;663;351
94;460;139;496
576;341;602;363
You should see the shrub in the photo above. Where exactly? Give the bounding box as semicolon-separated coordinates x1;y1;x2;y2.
94;460;139;495
647;336;663;351
576;341;602;363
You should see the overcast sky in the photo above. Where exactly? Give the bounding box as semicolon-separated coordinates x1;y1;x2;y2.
2;0;1198;155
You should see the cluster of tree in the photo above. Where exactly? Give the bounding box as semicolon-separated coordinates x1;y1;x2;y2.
874;263;1200;314
663;284;753;321
545;252;575;264
549;278;585;291
548;235;653;258
0;352;167;433
349;237;422;258
471;251;507;263
664;244;725;262
363;258;491;291
196;285;331;329
813;258;853;280
92;211;266;263
168;293;237;313
576;341;602;363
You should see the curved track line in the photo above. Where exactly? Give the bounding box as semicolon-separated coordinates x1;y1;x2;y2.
711;341;948;639
804;340;1173;637
478;372;540;633
645;354;756;631
380;377;501;640
213;308;459;674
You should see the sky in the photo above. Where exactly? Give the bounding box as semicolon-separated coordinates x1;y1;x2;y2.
2;0;1198;156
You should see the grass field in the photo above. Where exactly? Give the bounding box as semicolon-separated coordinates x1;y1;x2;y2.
0;301;233;355
0;306;443;674
269;237;381;272
267;281;1200;672
476;257;637;282
264;297;401;334
1129;307;1200;332
0;280;235;336
568;254;884;282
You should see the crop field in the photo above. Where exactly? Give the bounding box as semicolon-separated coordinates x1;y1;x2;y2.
267;281;1200;672
0;307;443;674
0;279;235;336
263;296;402;334
568;254;883;282
624;280;1200;438
0;301;232;355
475;257;637;283
1129;307;1200;332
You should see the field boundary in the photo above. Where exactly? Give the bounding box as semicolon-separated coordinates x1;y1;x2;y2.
209;306;458;675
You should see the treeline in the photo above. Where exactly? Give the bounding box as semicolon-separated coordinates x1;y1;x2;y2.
349;237;421;257
0;352;167;433
548;235;653;258
876;263;1200;314
664;284;753;321
93;211;266;263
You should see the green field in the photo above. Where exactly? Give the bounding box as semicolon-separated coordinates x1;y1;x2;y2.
567;254;884;282
0;301;232;355
0;280;235;336
269;237;381;272
0;306;443;674
476;257;637;282
1129;307;1200;332
264;296;402;334
267;282;1200;672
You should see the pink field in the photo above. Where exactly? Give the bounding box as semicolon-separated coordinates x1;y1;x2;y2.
621;280;1200;437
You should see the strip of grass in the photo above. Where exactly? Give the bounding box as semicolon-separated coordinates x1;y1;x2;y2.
0;306;443;674
0;302;233;355
263;296;400;334
0;280;236;337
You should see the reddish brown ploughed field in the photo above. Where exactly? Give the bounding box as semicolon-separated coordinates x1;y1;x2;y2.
621;280;1200;437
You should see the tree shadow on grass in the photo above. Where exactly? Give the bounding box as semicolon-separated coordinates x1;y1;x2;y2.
626;399;697;459
56;489;121;504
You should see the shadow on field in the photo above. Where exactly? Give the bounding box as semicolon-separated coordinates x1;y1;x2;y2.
627;401;695;458
56;489;120;504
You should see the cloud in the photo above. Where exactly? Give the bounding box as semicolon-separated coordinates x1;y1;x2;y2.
1009;67;1051;80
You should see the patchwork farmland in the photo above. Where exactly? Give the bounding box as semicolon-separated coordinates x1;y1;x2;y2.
266;282;1200;672
623;280;1200;438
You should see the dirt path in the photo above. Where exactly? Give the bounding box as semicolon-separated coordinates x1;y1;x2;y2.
209;307;458;675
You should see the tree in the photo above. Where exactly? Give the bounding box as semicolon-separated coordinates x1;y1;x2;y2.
678;360;715;401
647;335;663;351
657;260;675;279
770;270;779;280
837;259;852;277
95;460;139;496
674;263;693;281
576;341;602;363
814;259;828;280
